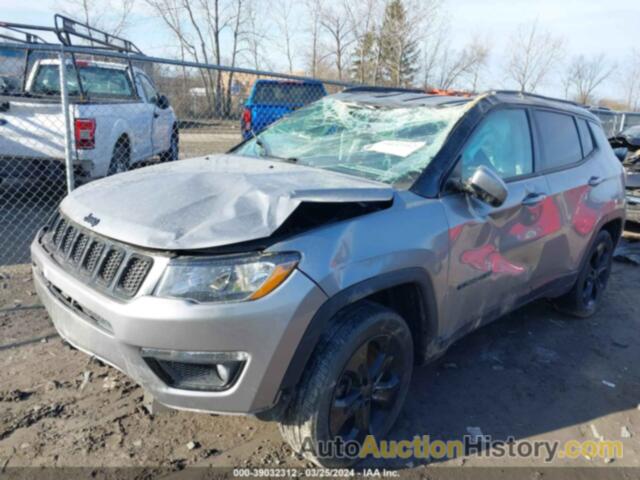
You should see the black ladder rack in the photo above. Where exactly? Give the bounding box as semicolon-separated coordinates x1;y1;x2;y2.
53;14;143;55
0;14;143;55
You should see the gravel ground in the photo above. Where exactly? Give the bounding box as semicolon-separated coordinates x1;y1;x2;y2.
1;237;640;478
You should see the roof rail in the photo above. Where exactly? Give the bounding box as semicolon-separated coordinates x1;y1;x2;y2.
425;88;474;97
0;15;143;55
343;86;425;94
490;90;580;107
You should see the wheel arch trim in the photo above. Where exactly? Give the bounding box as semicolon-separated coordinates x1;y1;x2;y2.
277;267;439;394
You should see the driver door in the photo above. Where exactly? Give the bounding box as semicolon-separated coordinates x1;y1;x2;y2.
440;108;556;338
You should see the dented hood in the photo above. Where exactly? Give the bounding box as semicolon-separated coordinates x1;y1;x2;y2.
60;154;393;250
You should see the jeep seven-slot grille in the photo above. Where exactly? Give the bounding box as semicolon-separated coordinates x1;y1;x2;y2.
98;249;124;284
118;257;153;295
42;213;153;299
71;234;88;264
83;241;104;273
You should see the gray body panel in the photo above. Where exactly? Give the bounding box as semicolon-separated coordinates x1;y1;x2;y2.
33;91;626;415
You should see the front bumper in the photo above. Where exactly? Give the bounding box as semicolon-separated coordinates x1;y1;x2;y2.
31;239;326;414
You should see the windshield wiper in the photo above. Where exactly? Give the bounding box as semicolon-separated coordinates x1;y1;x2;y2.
255;136;272;158
252;130;298;164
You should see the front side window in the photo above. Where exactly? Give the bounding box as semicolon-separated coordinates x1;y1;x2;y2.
460;109;533;180
234;97;470;187
535;110;583;170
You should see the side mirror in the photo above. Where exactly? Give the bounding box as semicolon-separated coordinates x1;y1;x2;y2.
466;166;508;207
613;147;628;162
156;94;170;109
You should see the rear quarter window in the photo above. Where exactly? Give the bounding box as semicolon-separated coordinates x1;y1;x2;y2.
535;110;583;170
576;118;595;156
589;121;612;150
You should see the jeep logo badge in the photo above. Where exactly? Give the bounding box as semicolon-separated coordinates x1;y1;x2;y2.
83;213;100;227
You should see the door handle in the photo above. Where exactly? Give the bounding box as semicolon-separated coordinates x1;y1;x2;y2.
521;192;547;206
588;176;604;187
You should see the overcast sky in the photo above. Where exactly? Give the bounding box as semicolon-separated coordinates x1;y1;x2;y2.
445;0;638;100
0;0;637;101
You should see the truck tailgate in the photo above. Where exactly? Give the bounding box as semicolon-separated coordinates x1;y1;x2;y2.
0;99;66;159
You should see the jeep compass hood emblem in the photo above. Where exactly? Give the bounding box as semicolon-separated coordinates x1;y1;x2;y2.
83;213;101;227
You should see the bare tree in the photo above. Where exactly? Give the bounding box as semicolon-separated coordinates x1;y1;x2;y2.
564;53;615;104
273;0;298;73
421;17;448;89
504;20;565;92
242;0;271;70
464;36;490;92
433;38;489;90
418;1;490;91
144;0;218;118
418;8;489;92
621;49;640;111
320;3;355;80
305;0;324;77
224;0;250;115
58;0;134;35
345;0;380;83
144;0;251;116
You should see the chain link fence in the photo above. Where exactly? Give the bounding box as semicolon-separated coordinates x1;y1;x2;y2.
0;40;353;266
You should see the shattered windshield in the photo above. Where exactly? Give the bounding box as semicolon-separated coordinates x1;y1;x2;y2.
234;96;469;188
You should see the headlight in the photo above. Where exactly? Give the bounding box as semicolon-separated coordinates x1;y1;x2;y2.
155;252;300;303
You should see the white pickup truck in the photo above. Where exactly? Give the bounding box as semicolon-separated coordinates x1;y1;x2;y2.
0;58;178;186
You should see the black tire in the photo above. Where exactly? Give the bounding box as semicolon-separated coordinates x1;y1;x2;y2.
107;137;131;175
160;127;179;162
278;302;413;467
554;230;614;318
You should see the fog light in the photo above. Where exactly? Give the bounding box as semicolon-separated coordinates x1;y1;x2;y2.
141;349;247;391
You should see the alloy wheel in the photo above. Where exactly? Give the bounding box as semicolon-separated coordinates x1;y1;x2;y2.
582;240;612;309
329;335;404;442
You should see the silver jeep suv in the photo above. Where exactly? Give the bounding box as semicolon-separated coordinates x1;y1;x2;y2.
32;89;625;466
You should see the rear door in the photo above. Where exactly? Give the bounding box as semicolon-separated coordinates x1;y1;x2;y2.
531;110;618;281
440;108;555;337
